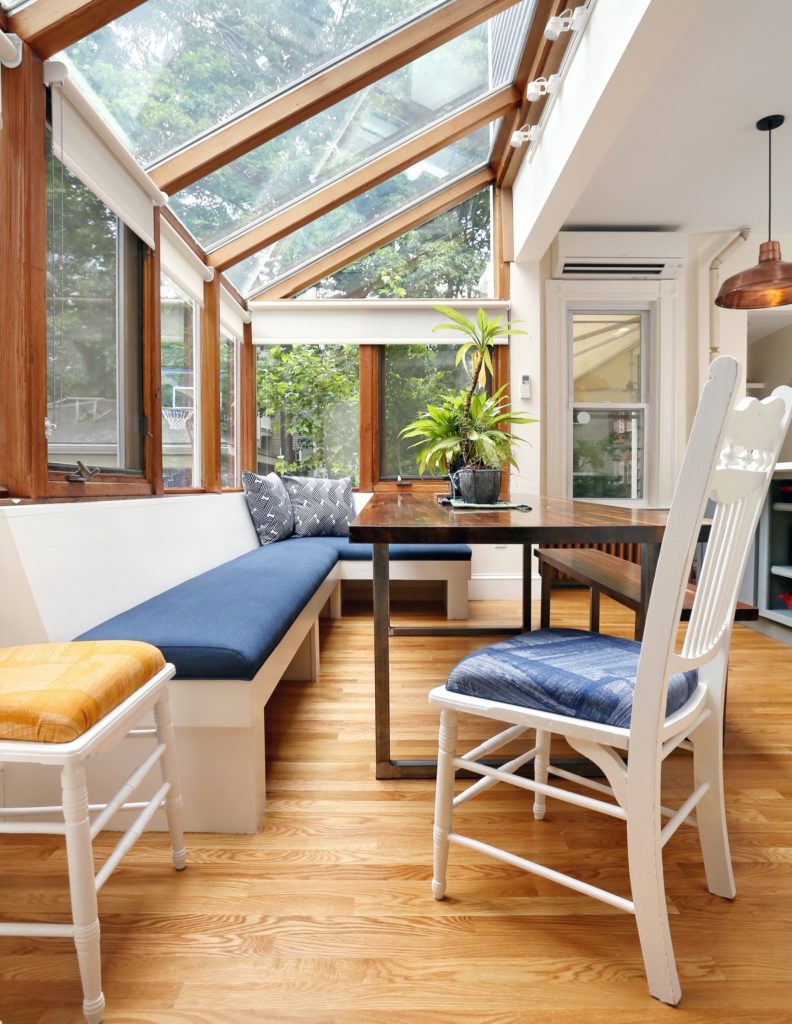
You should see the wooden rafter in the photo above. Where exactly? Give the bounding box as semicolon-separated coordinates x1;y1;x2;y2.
151;0;526;195
492;0;574;188
249;167;494;301
209;85;519;272
10;0;147;60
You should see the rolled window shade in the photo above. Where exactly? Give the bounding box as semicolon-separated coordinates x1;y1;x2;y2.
249;299;512;345
48;75;164;248
160;218;213;307
220;285;251;340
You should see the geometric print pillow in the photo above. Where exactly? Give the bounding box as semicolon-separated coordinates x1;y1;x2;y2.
242;470;294;545
282;476;355;538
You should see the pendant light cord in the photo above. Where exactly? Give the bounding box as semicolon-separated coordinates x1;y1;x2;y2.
768;124;773;242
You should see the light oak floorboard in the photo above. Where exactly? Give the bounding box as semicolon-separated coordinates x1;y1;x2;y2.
1;593;791;1022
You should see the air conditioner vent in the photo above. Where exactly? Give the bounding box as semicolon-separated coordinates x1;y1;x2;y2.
552;232;687;280
561;261;666;276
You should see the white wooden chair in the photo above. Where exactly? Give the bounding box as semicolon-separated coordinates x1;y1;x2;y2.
0;642;186;1023
429;357;792;1005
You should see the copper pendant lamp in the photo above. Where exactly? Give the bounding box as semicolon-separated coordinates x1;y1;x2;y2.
715;114;792;309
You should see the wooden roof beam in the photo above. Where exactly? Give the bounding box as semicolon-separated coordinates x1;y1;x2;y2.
249;167;494;301
10;0;147;60
491;0;575;188
151;0;526;196
210;85;518;272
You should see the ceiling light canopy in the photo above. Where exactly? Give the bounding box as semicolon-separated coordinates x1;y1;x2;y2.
716;114;792;309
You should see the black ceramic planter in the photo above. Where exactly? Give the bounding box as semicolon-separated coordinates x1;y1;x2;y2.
456;467;502;504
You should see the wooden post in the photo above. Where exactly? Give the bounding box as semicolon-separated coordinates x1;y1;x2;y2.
239;319;257;476
359;346;379;491
200;275;221;491
0;45;48;498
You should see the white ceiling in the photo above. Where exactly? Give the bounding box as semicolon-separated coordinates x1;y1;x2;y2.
566;0;792;235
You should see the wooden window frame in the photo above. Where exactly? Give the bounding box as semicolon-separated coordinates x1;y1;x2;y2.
357;341;510;494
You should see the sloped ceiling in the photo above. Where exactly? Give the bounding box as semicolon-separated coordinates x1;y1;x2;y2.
566;0;792;235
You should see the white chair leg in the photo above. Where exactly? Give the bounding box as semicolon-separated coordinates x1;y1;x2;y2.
432;708;458;900
533;729;551;820
692;714;735;899
153;689;187;871
627;805;681;1006
61;763;105;1024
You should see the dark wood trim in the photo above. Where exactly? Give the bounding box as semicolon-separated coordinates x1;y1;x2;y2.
488;0;555;175
238;320;257;477
143;208;164;494
359;346;378;492
10;0;148;60
494;0;573;188
252;168;495;300
200;276;221;492
209;87;519;271
0;45;48;499
47;477;154;498
492;186;512;300
493;343;512;497
151;0;526;195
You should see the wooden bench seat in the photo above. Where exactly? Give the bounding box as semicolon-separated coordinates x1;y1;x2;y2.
535;546;758;640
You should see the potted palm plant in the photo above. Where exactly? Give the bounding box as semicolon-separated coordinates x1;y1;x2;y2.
400;306;535;504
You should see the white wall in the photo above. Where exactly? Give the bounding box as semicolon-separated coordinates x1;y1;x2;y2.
747;324;792;462
469;255;547;599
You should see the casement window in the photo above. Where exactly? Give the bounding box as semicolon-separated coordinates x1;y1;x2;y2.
45;130;146;476
256;344;360;486
220;327;240;488
160;274;199;488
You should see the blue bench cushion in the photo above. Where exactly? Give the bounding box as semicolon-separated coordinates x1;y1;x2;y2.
445;628;698;728
78;539;338;681
315;537;472;561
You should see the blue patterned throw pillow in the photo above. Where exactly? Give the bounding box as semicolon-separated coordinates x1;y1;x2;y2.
282;476;355;538
242;470;294;545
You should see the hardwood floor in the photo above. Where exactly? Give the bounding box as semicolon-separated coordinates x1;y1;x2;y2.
1;593;792;1023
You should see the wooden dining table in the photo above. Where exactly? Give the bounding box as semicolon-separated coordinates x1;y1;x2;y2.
349;492;684;779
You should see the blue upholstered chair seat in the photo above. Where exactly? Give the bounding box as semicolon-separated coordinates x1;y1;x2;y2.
78;539;338;681
314;536;472;561
445;628;698;728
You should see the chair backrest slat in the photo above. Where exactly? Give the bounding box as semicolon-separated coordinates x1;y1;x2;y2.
627;357;792;787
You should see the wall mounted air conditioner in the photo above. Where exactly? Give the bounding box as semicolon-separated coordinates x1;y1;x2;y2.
552;232;687;280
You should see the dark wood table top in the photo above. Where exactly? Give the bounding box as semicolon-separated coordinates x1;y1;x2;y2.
349;493;672;545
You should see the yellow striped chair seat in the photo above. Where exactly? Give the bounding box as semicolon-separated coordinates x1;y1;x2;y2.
0;641;166;744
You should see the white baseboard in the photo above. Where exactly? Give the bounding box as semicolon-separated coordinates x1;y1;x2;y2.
469;572;541;601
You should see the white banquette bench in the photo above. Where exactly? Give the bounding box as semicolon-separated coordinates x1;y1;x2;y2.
0;492;471;832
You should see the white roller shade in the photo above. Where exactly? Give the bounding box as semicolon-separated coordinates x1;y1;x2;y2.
160;218;214;307
220;285;251;340
47;72;165;248
250;299;512;345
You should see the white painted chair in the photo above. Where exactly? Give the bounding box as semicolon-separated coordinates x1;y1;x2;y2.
429;357;792;1005
0;643;186;1023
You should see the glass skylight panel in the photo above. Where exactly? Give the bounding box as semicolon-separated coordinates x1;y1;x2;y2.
62;0;449;165
226;121;497;298
299;189;492;299
169;1;536;251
